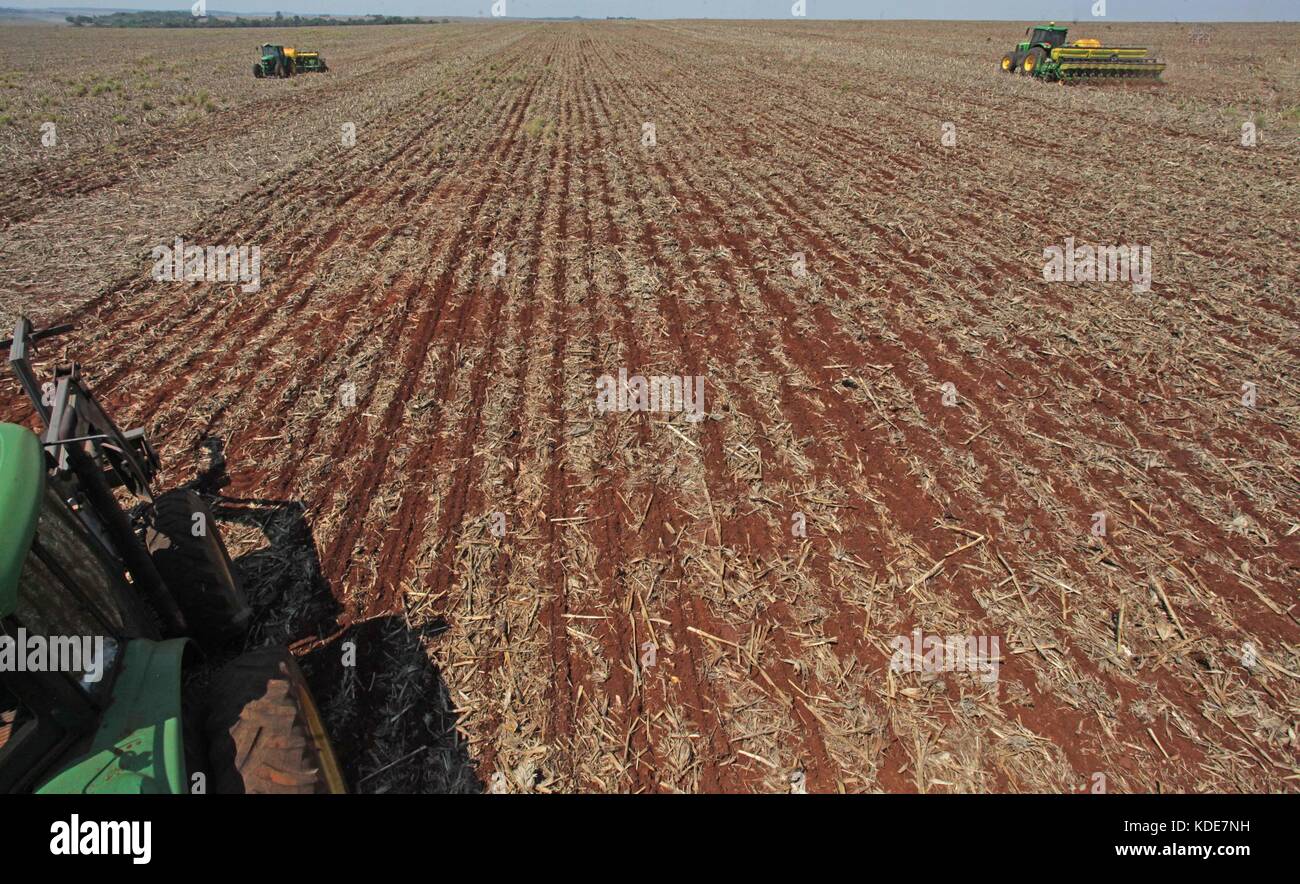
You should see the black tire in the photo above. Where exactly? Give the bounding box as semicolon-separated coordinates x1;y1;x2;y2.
181;676;209;794
1022;47;1047;77
204;647;346;794
146;489;250;653
253;63;264;79
1000;52;1018;74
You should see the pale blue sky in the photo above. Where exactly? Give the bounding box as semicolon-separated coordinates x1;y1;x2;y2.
8;0;1294;19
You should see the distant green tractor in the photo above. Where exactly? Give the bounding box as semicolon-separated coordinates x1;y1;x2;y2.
1000;23;1165;81
254;43;329;78
0;317;345;794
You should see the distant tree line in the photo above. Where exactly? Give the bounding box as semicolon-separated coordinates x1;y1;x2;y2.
66;11;440;27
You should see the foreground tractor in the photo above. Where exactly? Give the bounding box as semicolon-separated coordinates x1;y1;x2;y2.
254;43;329;78
0;317;345;794
1000;23;1165;81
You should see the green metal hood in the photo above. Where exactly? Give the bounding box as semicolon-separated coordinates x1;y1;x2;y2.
36;638;191;795
0;422;43;619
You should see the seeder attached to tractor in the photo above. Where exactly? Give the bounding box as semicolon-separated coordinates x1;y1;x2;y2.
254;43;329;78
1001;23;1165;81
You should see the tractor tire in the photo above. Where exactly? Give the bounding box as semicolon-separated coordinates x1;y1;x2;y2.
181;677;209;794
253;64;264;79
1022;47;1047;77
1000;53;1017;74
145;489;250;653
204;646;346;794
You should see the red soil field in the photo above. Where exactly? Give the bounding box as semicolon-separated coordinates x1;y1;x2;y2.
1;19;1296;793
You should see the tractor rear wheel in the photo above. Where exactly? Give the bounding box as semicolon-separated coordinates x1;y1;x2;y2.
145;489;250;653
204;646;346;794
1022;47;1047;76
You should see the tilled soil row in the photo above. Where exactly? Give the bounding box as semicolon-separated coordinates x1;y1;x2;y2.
1;21;1294;792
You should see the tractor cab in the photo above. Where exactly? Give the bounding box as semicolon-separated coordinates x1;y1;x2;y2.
254;44;290;78
1024;24;1069;49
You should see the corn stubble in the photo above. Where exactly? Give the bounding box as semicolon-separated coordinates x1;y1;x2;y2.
1;20;1297;794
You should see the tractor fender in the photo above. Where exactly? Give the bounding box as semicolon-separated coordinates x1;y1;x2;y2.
36;638;196;795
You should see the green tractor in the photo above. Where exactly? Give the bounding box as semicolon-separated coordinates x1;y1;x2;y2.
254;43;329;79
1000;23;1165;81
0;317;345;794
